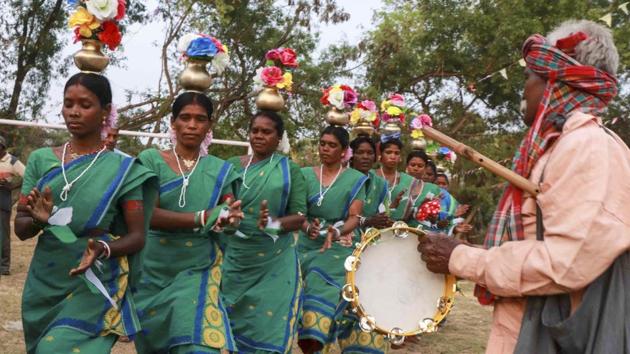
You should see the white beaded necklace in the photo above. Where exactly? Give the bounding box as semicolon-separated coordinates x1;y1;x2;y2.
60;142;106;201
380;167;399;203
317;164;343;207
242;153;274;190
172;146;202;208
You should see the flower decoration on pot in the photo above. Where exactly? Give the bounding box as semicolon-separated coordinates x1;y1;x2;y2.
350;100;379;135
321;84;358;126
177;33;229;92
409;113;432;151
254;47;299;111
68;0;126;72
380;93;406;134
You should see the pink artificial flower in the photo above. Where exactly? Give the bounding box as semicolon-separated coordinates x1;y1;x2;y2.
265;48;282;62
279;48;298;67
343;88;358;108
342;147;353;164
260;66;284;86
389;93;405;107
359;100;377;112
411;114;433;129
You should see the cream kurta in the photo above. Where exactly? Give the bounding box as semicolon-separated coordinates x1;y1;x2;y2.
449;111;630;354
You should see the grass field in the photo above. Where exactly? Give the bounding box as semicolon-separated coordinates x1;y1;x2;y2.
1;228;491;354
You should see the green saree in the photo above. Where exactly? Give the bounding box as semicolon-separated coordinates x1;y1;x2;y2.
20;148;157;354
134;149;239;354
297;167;367;346
379;171;415;221
221;154;306;353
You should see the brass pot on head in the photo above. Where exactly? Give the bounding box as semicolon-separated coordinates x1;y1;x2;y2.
73;39;110;72
255;87;285;111
326;107;349;126
381;121;401;135
352;121;375;136
180;59;213;92
411;136;428;151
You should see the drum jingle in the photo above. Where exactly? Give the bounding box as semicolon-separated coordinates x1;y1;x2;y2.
342;221;457;345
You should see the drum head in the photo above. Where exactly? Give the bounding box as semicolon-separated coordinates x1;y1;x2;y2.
354;228;447;332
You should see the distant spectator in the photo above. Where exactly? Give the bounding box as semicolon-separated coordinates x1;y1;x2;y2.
0;135;25;275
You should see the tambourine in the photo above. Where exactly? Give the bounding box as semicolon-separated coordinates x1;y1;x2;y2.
342;221;456;345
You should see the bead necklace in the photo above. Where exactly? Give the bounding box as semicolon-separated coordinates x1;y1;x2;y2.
60;142;107;201
317;164;343;207
172;146;202;208
242;153;274;190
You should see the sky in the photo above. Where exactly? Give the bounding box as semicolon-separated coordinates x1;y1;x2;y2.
43;0;384;125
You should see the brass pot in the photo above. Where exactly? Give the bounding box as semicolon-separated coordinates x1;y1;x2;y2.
255;87;285;111
180;59;213;92
326;107;349;126
411;137;427;150
352;120;375;136
73;39;109;72
381;121;401;135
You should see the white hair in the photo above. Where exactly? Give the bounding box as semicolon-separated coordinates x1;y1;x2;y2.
546;19;619;76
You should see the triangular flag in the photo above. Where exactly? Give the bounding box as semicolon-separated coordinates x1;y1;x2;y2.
499;68;508;80
518;59;526;67
619;2;629;15
599;13;612;27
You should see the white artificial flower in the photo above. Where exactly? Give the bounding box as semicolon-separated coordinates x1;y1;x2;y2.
328;89;345;110
85;0;118;21
211;52;229;74
177;33;202;54
253;67;265;88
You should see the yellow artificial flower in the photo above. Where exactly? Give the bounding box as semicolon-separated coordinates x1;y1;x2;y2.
276;72;293;91
69;7;101;38
350;110;361;125
411;130;424;139
365;111;377;122
386;106;402;116
380;100;390;111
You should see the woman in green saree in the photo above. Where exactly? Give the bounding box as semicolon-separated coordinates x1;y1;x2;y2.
336;135;393;354
221;110;306;353
15;73;157;354
134;92;244;354
374;137;415;221
298;126;368;354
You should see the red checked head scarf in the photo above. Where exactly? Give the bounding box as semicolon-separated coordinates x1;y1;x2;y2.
475;33;618;305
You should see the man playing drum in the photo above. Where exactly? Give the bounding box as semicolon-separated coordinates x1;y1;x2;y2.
418;20;630;353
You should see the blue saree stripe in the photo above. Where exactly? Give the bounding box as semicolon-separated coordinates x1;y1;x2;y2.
302;304;335;319
47;317;101;334
281;249;300;348
159;176;183;195
208;161;232;209
310;267;341;288
36;152;95;190
308;193;320;205
303;294;336;310
121;296;135;335
193;268;210;343
218;295;236;351
343;175;368;218
278;157;290;217
85;156;134;230
234;334;285;353
378;181;388;207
